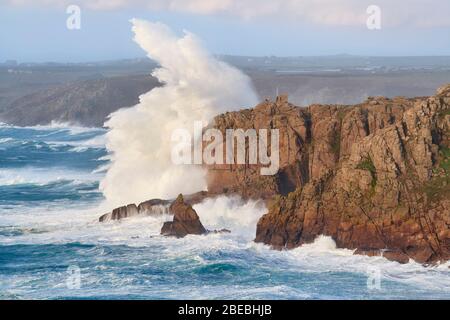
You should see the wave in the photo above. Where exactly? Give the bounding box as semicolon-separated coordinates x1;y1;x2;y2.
279;236;450;292
0;121;101;135
0;193;448;299
1;121;105;142
193;195;267;239
0;141;107;171
0;167;102;186
0;138;14;144
0;139;106;157
1;119;448;298
92;163;111;174
0;194;265;245
1;123;104;164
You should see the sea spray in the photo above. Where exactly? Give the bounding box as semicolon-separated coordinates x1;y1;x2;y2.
100;19;258;207
193;195;267;239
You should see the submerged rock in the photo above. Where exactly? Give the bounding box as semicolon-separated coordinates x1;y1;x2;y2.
209;229;231;234
160;194;207;238
354;248;410;264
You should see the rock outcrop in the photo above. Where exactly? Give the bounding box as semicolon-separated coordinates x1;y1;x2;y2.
99;83;450;264
160;194;207;237
98;191;211;222
252;84;450;264
206;94;418;200
99;199;170;222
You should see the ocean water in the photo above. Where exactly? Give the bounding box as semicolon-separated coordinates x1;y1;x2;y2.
0;123;449;300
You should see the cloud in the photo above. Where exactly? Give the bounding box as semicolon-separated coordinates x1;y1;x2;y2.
3;0;450;27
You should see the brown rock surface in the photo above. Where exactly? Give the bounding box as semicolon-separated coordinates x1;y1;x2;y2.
253;84;450;264
160;194;207;237
99;199;170;222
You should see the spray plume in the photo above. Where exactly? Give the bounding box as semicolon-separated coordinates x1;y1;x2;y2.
100;19;258;207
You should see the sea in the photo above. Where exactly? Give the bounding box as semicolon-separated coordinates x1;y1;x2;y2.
0;122;449;299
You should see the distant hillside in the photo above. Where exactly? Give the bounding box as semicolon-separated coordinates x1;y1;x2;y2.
0;74;160;127
1;57;450;127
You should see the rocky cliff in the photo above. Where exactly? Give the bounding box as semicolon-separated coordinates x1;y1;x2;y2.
100;84;450;264
208;84;448;264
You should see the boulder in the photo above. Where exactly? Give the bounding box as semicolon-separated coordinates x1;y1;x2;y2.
161;194;207;238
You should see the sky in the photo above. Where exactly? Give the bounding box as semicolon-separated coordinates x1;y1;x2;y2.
1;0;450;62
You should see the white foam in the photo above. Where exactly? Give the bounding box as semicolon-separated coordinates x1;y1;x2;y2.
31;121;100;135
0;121;99;135
193;195;267;239
0;167;102;186
250;236;450;292
62;134;106;151
0;138;13;144
1;194;448;294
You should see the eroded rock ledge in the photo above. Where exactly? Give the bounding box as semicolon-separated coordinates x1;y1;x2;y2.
98;191;209;222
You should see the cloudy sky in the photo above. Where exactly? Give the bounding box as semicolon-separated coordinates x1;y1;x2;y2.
1;0;449;62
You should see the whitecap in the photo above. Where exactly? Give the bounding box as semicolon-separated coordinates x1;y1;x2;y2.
0;167;103;186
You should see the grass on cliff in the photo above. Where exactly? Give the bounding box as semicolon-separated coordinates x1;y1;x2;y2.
423;177;449;202
438;108;450;120
332;109;347;157
423;145;450;202
356;156;377;190
439;146;450;173
330;132;341;157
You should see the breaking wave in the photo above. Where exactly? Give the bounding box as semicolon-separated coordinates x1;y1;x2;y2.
100;19;258;207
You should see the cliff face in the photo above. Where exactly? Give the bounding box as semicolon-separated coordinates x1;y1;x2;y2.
208;94;415;199
208;84;450;264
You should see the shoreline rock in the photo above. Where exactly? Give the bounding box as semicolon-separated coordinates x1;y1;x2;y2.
254;84;450;265
160;194;207;238
98;191;211;222
98;199;171;222
353;248;410;264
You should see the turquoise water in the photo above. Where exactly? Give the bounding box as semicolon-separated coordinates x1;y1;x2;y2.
0;123;449;300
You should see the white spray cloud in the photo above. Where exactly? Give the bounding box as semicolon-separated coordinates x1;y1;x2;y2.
193;195;267;238
100;19;258;207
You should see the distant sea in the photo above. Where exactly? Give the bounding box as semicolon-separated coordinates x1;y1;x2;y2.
0;123;449;299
